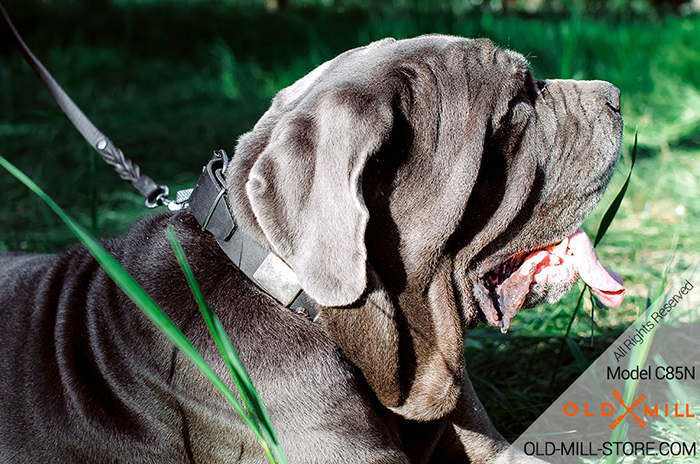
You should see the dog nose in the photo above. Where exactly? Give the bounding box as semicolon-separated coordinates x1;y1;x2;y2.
592;81;620;112
603;83;621;111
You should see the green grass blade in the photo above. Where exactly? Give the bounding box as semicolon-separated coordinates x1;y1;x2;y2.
605;309;657;464
0;155;269;455
651;228;678;305
603;254;687;464
553;132;638;388
165;226;286;464
165;226;257;416
593;131;638;247
549;286;587;390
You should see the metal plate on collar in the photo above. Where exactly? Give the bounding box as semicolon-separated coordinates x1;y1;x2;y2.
253;253;303;306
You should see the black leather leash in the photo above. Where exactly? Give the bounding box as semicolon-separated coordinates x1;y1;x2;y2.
1;3;316;319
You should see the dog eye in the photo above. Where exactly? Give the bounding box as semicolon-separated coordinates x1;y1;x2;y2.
534;80;550;100
519;73;543;104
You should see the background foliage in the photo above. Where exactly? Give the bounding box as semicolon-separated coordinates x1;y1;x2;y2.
1;0;698;442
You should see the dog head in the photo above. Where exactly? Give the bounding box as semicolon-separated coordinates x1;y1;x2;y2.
225;35;624;421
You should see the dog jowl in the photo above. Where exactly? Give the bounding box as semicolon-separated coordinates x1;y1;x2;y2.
0;35;623;463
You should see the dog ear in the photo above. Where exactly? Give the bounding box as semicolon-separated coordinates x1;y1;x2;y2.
314;38;540;421
245;84;394;307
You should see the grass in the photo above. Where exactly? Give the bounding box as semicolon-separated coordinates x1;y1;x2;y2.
0;155;286;463
1;0;699;444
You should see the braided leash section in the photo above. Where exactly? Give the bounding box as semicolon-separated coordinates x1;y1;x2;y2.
111;148;142;184
95;138;148;188
96;140;161;202
95;139;139;180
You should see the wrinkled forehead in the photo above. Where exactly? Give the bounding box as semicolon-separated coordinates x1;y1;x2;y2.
277;35;533;112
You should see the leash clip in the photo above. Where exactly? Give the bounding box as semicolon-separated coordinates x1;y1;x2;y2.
149;149;229;211
144;185;190;211
145;186;195;211
144;185;170;209
145;147;229;210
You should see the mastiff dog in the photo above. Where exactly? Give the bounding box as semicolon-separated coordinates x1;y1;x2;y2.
0;35;625;463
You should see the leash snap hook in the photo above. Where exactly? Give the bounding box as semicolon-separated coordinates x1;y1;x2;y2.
145;185;170;209
145;185;194;211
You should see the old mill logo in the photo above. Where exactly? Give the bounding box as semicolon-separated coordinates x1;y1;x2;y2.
609;391;646;430
563;390;695;430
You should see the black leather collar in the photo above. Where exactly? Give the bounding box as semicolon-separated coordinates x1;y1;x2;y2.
188;155;316;320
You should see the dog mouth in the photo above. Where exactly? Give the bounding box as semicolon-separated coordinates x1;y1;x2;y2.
477;228;625;331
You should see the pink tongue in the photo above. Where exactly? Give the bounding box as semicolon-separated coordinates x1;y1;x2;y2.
487;228;625;330
568;228;625;307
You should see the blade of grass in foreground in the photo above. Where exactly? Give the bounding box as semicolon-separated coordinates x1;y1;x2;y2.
604;304;657;464
550;132;638;389
166;225;286;464
594;131;637;248
604;239;680;464
0;155;279;463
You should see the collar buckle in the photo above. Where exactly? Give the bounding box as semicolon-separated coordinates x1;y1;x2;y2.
187;150;316;319
189;152;236;240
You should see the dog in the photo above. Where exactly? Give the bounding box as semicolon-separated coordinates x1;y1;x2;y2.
0;35;624;463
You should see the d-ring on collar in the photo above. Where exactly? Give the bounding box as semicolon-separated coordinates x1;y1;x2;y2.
188;152;316;320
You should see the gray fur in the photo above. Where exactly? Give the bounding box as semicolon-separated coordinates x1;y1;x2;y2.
0;35;621;462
